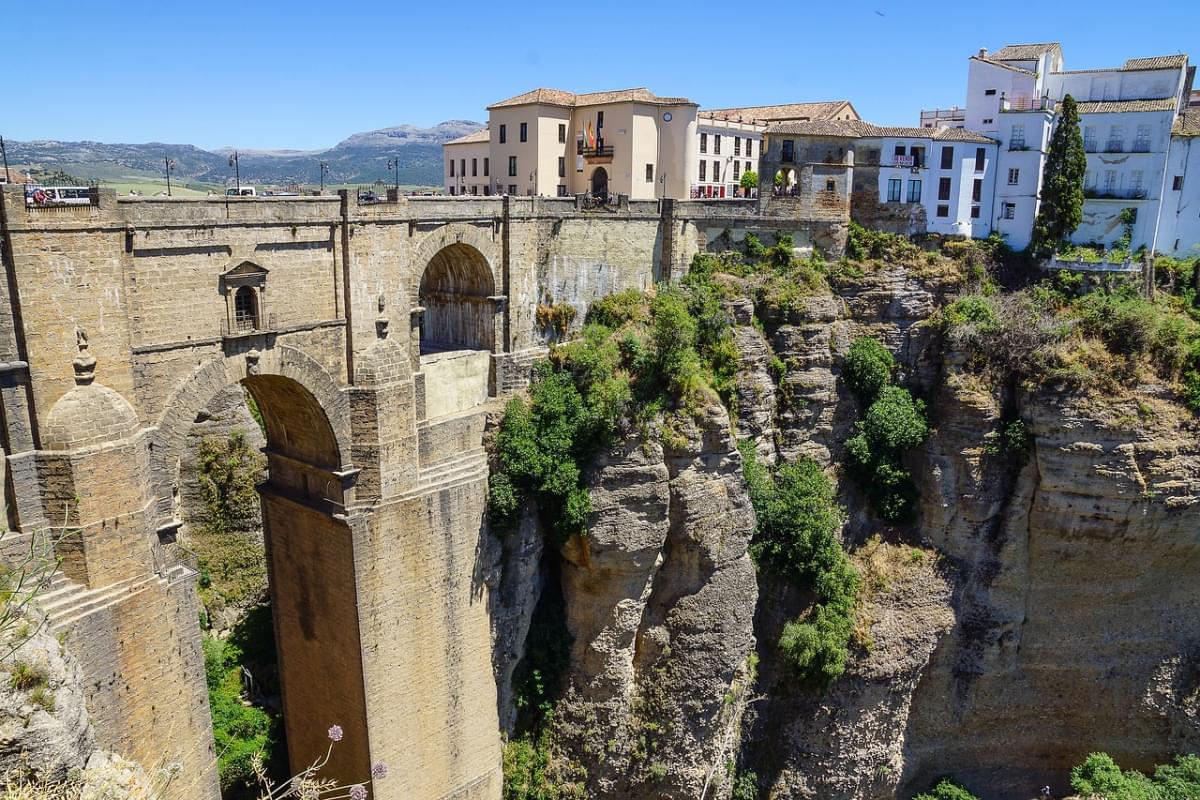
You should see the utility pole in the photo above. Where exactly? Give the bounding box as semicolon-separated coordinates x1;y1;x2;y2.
164;158;176;196
319;161;329;194
0;136;10;185
228;151;241;193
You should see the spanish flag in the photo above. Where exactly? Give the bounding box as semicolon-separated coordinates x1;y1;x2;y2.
586;121;596;149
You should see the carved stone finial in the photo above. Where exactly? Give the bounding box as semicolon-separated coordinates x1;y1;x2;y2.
375;293;389;339
72;326;96;385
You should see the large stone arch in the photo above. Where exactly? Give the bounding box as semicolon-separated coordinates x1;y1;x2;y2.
150;344;352;521
150;344;370;788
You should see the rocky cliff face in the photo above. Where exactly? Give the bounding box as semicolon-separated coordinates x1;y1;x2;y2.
493;258;1200;800
551;403;758;799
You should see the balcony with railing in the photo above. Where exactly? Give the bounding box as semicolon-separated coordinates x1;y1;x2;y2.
888;155;925;169
1008;139;1029;151
1084;187;1147;200
1131;139;1152;153
1104;140;1125;153
999;96;1057;113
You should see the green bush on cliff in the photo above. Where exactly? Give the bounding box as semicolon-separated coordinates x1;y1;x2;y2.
1070;752;1200;800
204;634;275;792
490;259;741;544
740;444;858;688
842;338;929;523
914;778;980;800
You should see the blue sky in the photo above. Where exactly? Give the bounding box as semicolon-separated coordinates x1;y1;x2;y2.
3;0;1195;150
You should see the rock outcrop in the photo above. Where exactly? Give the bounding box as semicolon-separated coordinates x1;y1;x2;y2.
553;402;758;799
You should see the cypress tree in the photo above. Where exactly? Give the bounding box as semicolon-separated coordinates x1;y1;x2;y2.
1032;94;1087;255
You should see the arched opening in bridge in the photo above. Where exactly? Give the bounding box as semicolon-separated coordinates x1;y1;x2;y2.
176;374;367;798
417;242;495;354
590;166;608;199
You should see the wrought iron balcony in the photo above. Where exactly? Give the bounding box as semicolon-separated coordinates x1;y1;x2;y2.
579;145;615;158
1104;141;1125;153
1084;188;1147;200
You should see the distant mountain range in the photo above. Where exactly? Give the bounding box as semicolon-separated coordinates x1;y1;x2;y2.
4;120;484;188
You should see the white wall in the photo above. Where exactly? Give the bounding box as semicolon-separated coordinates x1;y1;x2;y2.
1158;134;1200;256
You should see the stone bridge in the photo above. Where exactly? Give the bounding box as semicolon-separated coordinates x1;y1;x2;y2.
0;187;835;799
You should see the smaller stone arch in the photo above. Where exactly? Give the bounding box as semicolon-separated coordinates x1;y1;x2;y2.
418;243;497;353
409;222;500;305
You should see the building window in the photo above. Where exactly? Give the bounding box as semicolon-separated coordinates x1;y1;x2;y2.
483;158;489;176
887;178;902;202
1134;124;1152;152
982;118;993;125
557;184;568;197
1104;169;1117;194
734;137;741;156
733;162;740;181
938;177;952;200
520;122;528;143
558;157;565;178
907;179;921;202
558;123;566;144
713;160;720;182
1131;169;1144;196
700;133;707;153
1106;125;1124;152
895;144;906;159
972;178;982;202
699;161;706;181
1007;168;1019;185
984;88;997;96
940;146;954;169
1084;126;1097;152
975;147;986;172
781;140;795;162
234;286;258;332
746;139;753;158
970;205;981;219
1174;175;1184;191
1010;123;1026;149
911;146;925;168
936;204;949;218
472;186;479;196
745;161;751;174
460;159;465;179
825;179;835;191
471;158;477;177
1002;202;1016;219
484;186;491;196
449;159;455;177
714;135;721;155
508;156;517;177
507;184;517;195
646;163;654;182
449;186;455;196
499;124;506;144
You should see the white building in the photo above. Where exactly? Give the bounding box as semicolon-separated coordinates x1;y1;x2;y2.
958;43;1197;253
442;129;491;196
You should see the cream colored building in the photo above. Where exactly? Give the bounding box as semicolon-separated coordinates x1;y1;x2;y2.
443;129;491;195
443;87;699;199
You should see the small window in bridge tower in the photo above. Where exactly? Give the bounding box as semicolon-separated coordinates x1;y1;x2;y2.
234;286;258;332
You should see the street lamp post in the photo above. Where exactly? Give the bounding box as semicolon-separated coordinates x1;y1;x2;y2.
319;161;330;194
228;151;241;193
387;158;400;196
164;157;176;197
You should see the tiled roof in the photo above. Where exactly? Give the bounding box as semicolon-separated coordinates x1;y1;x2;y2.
991;42;1061;60
764;120;995;144
1124;55;1188;70
701;100;859;123
1173;112;1200;137
971;56;1038;77
1075;98;1178;114
487;87;694;110
444;129;489;146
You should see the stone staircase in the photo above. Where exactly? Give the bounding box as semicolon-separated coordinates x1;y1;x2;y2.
404;447;489;499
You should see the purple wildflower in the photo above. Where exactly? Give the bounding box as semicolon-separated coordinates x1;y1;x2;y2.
327;724;344;742
371;762;389;780
349;785;367;800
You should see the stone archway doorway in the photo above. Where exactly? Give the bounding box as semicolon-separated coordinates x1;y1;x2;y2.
591;166;609;199
417;242;496;354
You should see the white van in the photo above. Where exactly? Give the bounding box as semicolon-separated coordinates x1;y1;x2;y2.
225;187;257;197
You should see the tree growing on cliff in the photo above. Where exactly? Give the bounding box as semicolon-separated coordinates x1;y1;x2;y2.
1032;94;1087;256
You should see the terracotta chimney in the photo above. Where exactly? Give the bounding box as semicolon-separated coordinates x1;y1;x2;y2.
979;48;989;58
